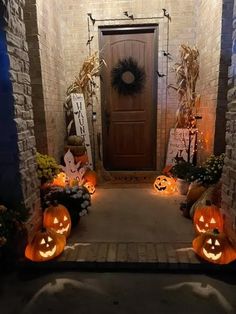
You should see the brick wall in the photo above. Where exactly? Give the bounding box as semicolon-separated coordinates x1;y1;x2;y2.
0;0;40;234
25;0;66;161
59;0;196;171
196;0;233;162
222;0;236;247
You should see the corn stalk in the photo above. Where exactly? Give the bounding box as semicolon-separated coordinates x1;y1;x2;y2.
168;44;200;128
64;51;106;135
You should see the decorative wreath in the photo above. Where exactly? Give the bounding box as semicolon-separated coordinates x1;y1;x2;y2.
111;57;146;95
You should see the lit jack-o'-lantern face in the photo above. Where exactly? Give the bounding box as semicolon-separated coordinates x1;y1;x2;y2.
153;175;176;194
43;204;71;238
193;201;224;235
202;237;222;261
192;229;236;264
38;235;57;259
25;228;66;262
84;182;95;194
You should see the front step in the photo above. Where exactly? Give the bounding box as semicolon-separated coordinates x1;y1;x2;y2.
19;242;236;273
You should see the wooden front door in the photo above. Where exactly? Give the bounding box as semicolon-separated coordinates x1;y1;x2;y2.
100;26;157;170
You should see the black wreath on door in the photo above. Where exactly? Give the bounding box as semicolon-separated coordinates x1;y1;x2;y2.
111;57;146;95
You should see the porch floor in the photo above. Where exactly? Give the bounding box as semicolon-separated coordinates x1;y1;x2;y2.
21;185;236;271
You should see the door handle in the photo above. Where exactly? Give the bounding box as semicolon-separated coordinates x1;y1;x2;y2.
105;110;110;134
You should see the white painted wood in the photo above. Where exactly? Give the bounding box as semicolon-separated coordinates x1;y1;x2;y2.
71;93;93;169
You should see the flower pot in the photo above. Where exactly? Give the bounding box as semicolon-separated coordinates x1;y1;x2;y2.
176;178;190;195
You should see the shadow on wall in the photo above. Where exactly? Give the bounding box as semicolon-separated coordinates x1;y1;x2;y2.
0;2;23;207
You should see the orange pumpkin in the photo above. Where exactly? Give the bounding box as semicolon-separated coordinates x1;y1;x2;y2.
193;200;224;235
84;182;95;194
192;229;236;264
74;153;89;166
43;204;71;238
25;228;66;262
153;175;176;194
84;170;97;186
51;172;67;187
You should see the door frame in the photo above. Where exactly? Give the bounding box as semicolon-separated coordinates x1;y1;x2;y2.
99;24;158;171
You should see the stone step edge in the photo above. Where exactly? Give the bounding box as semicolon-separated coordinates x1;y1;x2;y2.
18;260;236;273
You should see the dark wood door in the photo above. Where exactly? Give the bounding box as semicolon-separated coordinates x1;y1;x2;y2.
100;26;157;170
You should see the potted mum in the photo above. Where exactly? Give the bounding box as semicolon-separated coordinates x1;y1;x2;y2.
170;161;195;195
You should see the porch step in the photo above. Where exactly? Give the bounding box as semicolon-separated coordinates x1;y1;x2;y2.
19;242;236;273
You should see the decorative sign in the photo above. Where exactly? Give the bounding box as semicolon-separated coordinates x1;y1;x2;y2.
166;128;197;165
71;93;93;169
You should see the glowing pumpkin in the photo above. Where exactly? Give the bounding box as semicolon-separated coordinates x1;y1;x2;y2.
192;229;236;264
25;228;66;262
153;175;176;194
84;182;95;194
84;170;97;186
193;200;224;235
43;204;71;238
51;172;67;187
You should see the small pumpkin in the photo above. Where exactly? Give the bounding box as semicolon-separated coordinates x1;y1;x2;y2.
84;170;97;186
67;135;84;146
186;182;207;207
153;175;176;194
51;172;67;187
25;228;66;262
84;182;95;194
74;153;89;166
43;204;71;238
192;229;236;264
193;200;224;235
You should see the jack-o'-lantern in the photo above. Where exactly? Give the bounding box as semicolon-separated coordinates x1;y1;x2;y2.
193;200;224;235
51;172;67;187
25;228;66;262
84;182;95;194
153;175;176;194
192;229;236;264
43;204;71;238
84;170;97;186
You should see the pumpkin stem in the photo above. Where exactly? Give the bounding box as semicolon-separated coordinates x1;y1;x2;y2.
213;228;220;235
205;200;212;206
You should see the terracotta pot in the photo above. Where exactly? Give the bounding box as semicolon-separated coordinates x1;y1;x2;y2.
176;178;190;195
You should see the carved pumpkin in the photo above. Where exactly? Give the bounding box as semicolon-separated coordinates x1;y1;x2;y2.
51;172;67;187
193;200;224;234
84;170;97;186
192;229;236;264
153;175;176;194
25;228;66;262
84;182;95;194
43;204;71;238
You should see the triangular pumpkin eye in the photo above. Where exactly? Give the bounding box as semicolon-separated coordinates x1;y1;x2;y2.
199;216;204;222
40;239;46;245
48;236;53;242
63;216;68;221
206;238;212;245
210;218;216;224
53;217;59;224
215;239;220;246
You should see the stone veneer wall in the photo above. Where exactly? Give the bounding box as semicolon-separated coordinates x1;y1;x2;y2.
59;0;196;171
196;0;233;162
222;0;236;246
25;0;66;161
0;0;40;234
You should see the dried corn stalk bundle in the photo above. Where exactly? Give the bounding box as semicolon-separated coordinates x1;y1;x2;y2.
66;51;105;104
168;44;200;128
64;52;105;135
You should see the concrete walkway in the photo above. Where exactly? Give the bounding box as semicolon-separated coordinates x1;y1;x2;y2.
69;186;194;244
